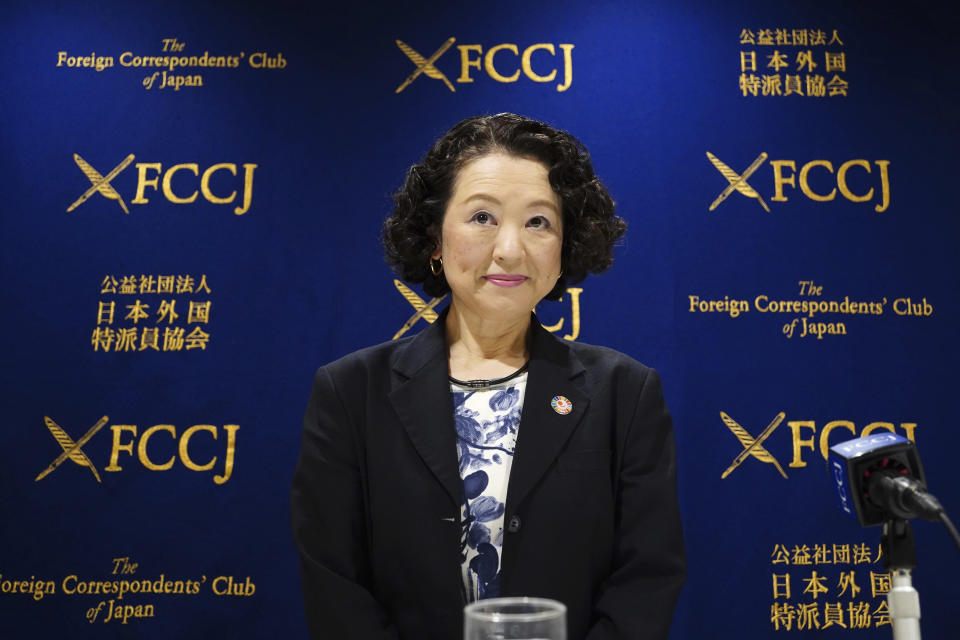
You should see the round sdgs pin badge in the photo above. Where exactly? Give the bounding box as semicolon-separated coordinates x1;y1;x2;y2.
551;395;572;415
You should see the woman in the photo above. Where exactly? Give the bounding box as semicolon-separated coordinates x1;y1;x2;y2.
291;113;685;639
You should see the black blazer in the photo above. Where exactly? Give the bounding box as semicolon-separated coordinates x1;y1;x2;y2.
291;313;685;640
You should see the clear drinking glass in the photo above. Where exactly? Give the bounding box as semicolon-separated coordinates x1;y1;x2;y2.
463;596;567;640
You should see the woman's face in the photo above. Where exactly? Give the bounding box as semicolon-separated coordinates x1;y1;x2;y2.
433;153;563;323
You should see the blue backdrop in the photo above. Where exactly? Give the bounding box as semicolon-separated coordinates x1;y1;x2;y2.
1;1;957;637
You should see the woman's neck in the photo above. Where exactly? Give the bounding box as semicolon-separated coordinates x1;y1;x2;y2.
445;303;530;381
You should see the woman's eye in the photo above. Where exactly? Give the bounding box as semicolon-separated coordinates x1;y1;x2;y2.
527;215;551;229
471;211;494;225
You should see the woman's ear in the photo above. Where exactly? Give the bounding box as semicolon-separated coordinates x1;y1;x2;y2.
428;227;442;260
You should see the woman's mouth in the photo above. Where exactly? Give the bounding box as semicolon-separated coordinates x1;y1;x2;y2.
484;274;528;288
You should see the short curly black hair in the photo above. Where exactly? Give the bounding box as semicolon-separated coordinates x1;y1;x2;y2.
382;113;625;301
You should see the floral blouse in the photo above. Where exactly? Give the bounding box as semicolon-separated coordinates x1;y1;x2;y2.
451;372;527;602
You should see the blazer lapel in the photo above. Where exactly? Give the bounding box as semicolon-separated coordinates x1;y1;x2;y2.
505;319;590;515
388;311;463;508
387;311;590;513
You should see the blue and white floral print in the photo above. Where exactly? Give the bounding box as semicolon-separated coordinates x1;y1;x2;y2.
451;374;526;602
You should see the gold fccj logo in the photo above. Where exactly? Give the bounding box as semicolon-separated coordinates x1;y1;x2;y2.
391;280;583;341
706;151;891;213
719;410;788;479
35;415;238;484
66;153;257;215
35;415;109;483
718;410;918;479
395;38;574;93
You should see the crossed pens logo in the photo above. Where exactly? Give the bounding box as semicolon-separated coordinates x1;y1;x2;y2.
68;154;136;214
392;280;446;339
394;38;575;93
707;152;770;212
396;38;456;93
66;153;258;215
705;151;892;213
35;415;109;482
719;410;788;479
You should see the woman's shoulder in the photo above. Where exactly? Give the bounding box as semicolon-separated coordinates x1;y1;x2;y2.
560;334;655;371
529;320;662;389
567;339;648;366
314;335;413;382
556;336;663;394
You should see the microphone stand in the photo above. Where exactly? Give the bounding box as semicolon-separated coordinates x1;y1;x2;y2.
881;519;922;640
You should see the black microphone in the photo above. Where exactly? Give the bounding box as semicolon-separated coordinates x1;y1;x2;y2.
829;432;960;639
828;432;936;526
867;472;943;522
829;432;960;553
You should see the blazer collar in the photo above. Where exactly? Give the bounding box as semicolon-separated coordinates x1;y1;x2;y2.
506;316;589;514
388;307;461;507
387;307;590;511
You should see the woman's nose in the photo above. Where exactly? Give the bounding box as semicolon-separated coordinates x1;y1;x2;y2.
492;226;523;264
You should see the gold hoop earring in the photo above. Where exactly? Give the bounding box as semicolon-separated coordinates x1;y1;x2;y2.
429;257;443;276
